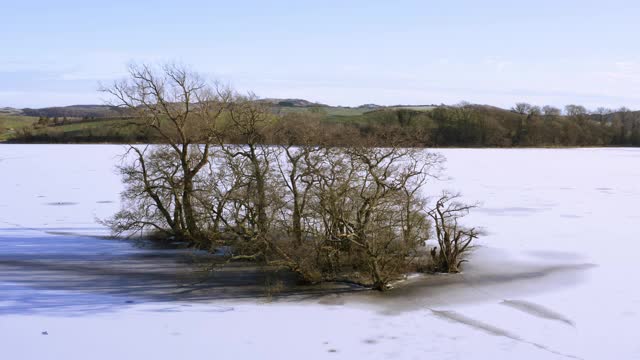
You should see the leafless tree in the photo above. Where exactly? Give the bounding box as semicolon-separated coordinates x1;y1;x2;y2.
213;95;296;263
273;113;323;246
427;191;480;273
102;64;230;244
512;102;533;115
564;104;588;117
102;63;481;291
527;105;541;117
542;105;561;117
305;146;443;289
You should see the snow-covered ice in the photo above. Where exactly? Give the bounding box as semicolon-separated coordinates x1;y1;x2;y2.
1;145;639;359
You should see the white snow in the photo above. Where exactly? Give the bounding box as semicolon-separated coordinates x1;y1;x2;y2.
1;145;639;360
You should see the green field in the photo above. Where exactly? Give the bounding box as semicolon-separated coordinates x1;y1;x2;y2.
389;105;435;111
273;105;370;117
0;105;375;142
0;117;151;143
323;107;370;116
0;115;38;141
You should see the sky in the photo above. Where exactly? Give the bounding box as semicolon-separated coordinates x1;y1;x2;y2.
1;0;640;109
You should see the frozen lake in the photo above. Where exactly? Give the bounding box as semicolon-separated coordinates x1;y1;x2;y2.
1;145;639;359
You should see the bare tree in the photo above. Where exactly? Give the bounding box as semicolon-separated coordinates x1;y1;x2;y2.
593;107;612;125
214;95;294;262
102;63;482;291
512;102;533;115
542;105;561;117
527;105;541;117
102;64;230;244
564;104;588;117
306;146;443;289
427;191;480;273
273;113;323;246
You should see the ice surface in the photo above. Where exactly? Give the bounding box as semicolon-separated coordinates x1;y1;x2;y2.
1;145;639;359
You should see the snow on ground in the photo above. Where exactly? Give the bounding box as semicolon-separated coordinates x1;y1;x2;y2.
1;145;639;359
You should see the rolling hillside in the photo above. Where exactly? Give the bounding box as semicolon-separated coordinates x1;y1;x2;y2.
2;100;640;146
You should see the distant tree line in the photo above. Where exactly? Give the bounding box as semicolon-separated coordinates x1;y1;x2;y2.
11;101;640;147
337;102;640;147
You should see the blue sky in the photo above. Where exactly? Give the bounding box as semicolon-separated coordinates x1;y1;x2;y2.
1;0;639;109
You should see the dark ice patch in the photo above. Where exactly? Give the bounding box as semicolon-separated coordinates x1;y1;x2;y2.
45;202;78;206
430;309;582;359
501;299;575;326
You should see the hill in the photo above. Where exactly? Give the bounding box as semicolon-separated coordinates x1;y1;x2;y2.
3;99;640;146
258;98;326;108
21;105;123;119
0;107;23;116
